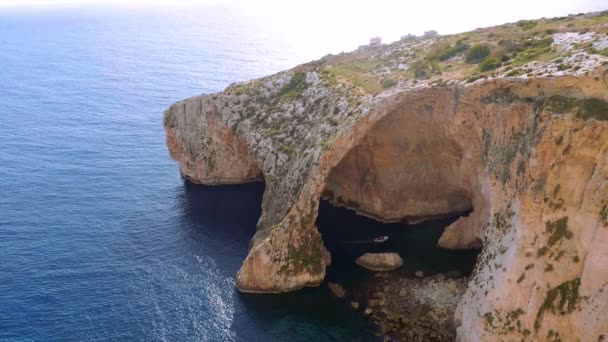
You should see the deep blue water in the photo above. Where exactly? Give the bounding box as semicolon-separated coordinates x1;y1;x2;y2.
0;6;377;341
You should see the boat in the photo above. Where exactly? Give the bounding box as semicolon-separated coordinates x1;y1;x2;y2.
343;235;389;244
372;235;389;243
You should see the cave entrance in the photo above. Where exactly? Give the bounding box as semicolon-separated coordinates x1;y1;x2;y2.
316;92;484;283
315;199;480;284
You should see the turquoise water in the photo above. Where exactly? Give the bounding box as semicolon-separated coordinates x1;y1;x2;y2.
0;6;377;341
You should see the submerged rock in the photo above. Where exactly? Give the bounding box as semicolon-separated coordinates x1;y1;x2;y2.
356;253;403;271
360;272;468;342
327;282;346;299
368;298;385;307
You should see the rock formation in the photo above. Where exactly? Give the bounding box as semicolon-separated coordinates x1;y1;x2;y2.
357;272;469;341
356;253;404;271
327;282;347;299
164;12;608;341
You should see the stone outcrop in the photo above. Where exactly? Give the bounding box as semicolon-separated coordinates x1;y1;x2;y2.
165;12;608;341
358;272;469;342
327;282;347;299
356;253;404;271
164;97;262;185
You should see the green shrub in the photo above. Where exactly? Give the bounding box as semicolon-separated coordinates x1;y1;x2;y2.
516;20;538;30
480;57;500;71
505;69;523;77
427;41;470;61
577;98;608;121
498;39;525;53
465;44;491;63
381;77;397;89
534;278;580;331
513;37;554;64
524;37;553;49
545;217;572;247
587;47;608;57
327;64;383;94
409;59;442;79
466;74;484;83
280;72;307;100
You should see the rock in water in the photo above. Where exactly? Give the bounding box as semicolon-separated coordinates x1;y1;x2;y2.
327;282;346;299
355;253;403;271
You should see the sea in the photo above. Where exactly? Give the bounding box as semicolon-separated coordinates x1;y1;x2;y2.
0;5;480;341
0;5;378;341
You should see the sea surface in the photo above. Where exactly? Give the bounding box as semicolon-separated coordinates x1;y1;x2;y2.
0;6;377;341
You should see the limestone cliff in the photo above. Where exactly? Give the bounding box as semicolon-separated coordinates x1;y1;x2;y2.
164;12;608;341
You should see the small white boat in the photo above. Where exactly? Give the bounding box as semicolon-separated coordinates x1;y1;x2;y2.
343;235;389;244
372;235;389;243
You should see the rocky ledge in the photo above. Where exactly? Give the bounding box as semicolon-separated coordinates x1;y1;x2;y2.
343;271;469;342
165;12;608;341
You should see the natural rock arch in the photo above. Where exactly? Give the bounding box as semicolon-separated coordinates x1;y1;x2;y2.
321;88;486;250
165;73;608;341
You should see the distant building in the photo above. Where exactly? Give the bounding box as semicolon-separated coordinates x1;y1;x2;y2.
423;30;439;38
401;33;417;41
369;37;382;47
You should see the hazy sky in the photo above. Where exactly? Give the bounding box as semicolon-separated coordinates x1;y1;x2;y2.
1;0;606;51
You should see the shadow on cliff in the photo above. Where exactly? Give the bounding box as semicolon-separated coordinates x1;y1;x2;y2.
176;177;479;282
178;179;265;233
179;180;264;243
174;179;265;280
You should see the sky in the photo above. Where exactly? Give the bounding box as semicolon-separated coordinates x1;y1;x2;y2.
1;0;607;50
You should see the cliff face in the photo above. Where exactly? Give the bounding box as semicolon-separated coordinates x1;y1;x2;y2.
164;12;608;341
164;96;262;184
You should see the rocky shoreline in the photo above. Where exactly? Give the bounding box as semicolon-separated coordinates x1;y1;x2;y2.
329;268;468;341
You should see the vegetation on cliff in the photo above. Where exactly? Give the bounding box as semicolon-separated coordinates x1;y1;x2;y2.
293;11;608;94
534;278;582;331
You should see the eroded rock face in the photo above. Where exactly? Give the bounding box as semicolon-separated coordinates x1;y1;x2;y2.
164;16;608;341
324;89;474;224
164;97;262;185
